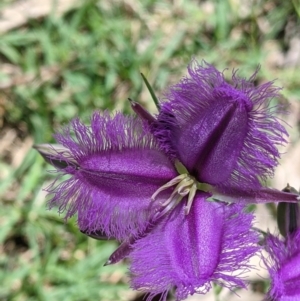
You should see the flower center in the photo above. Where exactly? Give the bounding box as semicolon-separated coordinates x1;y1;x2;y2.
151;173;211;216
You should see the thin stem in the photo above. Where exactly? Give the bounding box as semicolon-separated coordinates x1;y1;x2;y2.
141;73;160;110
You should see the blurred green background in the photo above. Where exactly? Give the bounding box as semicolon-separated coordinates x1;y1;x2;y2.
1;0;300;300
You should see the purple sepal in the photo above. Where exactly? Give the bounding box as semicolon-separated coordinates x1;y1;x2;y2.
129;99;156;124
104;237;134;266
210;186;300;205
47;111;177;240
264;230;300;301
80;229;113;240
129;194;259;301
154;60;287;189
33;144;79;169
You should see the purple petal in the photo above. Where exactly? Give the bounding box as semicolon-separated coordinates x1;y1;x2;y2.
129;193;259;301
47;111;177;240
154;60;288;189
264;230;300;300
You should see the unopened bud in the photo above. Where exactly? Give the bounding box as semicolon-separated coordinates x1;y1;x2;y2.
277;184;300;238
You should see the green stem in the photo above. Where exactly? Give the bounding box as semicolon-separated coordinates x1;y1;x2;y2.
141;73;160;110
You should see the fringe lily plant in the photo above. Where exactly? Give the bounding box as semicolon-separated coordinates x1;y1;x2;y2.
35;60;300;301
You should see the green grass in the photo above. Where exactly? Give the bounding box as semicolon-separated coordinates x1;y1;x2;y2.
1;0;299;300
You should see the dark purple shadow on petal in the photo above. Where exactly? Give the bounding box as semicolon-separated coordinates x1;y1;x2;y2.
175;101;248;185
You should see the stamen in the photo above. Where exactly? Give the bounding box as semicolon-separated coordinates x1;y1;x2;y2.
177;178;194;196
184;183;197;215
151;173;202;217
151;174;188;200
154;194;182;220
161;185;181;206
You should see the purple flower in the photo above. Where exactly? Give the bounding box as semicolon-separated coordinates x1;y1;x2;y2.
264;230;300;301
35;60;300;301
263;185;300;301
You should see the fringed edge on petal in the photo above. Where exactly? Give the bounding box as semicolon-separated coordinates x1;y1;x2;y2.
152;59;224;160
263;233;286;300
219;71;288;190
129;204;185;301
152;109;179;160
47;173;155;240
210;203;260;291
54;111;159;163
263;230;300;300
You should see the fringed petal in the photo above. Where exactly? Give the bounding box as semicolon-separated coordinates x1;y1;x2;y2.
129;194;259;301
264;230;300;300
153;60;288;189
47;111;177;240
